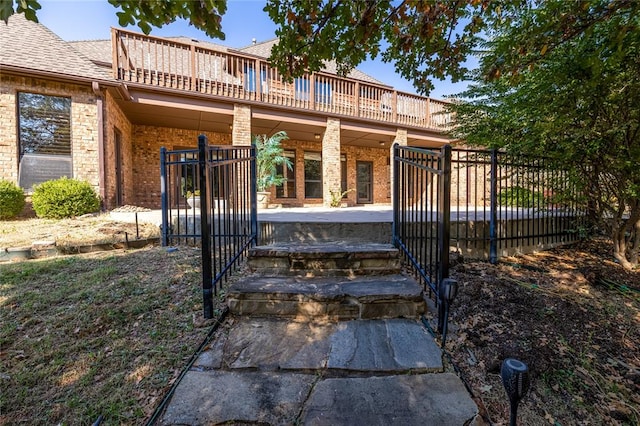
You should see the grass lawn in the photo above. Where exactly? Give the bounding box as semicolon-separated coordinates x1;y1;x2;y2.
0;245;224;425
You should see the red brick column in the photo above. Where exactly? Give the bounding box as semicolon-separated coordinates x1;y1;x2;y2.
322;117;341;207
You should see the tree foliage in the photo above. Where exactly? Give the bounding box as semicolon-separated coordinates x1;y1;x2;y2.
253;131;292;192
263;0;639;94
451;1;640;269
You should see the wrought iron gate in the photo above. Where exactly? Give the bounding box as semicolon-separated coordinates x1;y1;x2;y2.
160;135;257;318
393;144;452;296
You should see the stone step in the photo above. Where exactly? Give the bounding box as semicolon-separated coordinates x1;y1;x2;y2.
161;317;480;426
227;274;425;320
258;220;392;245
247;243;401;277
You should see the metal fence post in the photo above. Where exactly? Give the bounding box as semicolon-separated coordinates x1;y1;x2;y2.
438;144;451;285
392;143;399;246
489;149;498;264
250;142;258;245
160;146;169;247
198;135;214;319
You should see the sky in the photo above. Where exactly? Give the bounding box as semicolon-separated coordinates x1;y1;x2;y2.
36;0;472;100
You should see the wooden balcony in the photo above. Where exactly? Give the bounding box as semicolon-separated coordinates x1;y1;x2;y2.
112;28;454;131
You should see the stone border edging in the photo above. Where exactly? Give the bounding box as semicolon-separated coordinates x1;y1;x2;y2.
0;238;161;262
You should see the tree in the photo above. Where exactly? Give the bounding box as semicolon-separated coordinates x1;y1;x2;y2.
450;2;640;269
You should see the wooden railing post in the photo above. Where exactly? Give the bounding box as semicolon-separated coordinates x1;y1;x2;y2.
111;28;119;79
354;82;360;117
255;59;262;101
426;98;431;127
309;73;316;109
190;44;197;91
392;90;398;122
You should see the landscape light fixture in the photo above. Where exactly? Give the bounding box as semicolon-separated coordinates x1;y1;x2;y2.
437;278;458;347
501;358;530;426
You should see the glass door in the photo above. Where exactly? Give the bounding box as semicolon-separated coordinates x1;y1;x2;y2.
356;161;373;204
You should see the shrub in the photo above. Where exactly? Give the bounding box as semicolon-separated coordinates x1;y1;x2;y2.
497;186;545;208
31;178;100;219
0;180;26;219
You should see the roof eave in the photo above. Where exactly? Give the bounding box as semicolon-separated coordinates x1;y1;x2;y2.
0;64;117;87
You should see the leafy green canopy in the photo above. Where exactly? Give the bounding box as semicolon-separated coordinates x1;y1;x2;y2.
451;1;640;268
253;131;292;192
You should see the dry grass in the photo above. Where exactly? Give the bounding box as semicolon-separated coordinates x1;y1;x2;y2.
0;242;227;424
0;214;160;249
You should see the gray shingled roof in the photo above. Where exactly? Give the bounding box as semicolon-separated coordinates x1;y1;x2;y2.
68;39;112;66
0;14;112;81
238;39;387;86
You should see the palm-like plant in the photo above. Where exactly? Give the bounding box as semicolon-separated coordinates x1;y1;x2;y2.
253;131;293;192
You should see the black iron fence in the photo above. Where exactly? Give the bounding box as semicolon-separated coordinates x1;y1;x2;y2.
450;149;588;263
393;145;588;289
160;135;257;318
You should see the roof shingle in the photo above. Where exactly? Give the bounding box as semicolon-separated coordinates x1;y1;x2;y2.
0;14;111;81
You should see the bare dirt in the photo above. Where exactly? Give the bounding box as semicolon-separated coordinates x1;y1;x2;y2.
433;239;640;425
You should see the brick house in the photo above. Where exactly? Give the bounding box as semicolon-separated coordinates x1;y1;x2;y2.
0;15;453;210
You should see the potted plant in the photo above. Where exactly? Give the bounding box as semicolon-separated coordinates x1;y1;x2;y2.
253;131;292;209
185;189;200;209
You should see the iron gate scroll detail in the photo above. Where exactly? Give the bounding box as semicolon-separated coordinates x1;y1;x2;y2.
160;136;257;318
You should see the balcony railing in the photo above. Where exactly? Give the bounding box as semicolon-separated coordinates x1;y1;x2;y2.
112;28;454;131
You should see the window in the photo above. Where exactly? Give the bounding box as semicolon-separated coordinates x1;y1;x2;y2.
304;152;322;198
17;92;72;189
276;150;296;198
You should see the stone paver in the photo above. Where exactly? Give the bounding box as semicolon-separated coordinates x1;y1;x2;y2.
302;374;479;426
160;371;315;425
328;319;442;372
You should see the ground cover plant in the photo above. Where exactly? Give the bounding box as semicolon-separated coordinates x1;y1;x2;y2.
0;245;226;424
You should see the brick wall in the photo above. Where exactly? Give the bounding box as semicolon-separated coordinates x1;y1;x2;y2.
0;75;99;191
131;126;230;208
104;91;133;209
272;138;391;207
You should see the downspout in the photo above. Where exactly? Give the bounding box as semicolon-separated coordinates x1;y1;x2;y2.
91;82;107;207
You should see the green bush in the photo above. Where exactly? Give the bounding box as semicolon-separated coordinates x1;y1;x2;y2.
497;186;546;208
0;180;26;219
31;178;101;219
